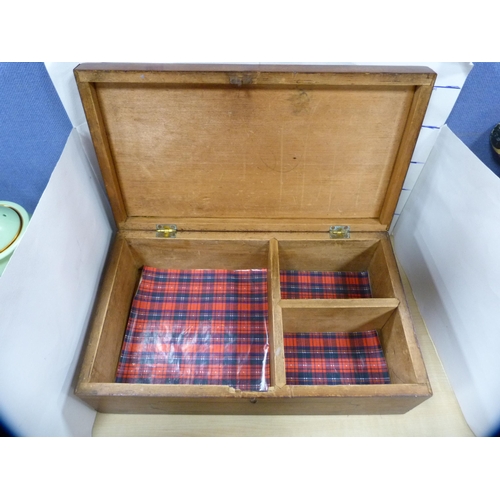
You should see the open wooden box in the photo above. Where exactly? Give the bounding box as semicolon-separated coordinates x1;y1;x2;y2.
74;64;435;415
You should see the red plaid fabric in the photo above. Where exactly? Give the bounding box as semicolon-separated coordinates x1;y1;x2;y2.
280;270;389;385
116;267;270;391
280;270;372;299
116;267;388;389
284;331;390;385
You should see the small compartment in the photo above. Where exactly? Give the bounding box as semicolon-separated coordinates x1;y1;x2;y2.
281;303;400;386
281;304;420;387
284;330;390;385
282;301;424;400
278;238;398;299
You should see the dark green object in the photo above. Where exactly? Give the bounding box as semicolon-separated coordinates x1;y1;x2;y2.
491;123;500;159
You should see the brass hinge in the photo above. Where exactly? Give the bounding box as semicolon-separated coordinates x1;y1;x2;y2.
156;224;177;238
329;225;350;239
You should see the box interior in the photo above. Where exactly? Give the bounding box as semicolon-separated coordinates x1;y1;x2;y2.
88;234;417;388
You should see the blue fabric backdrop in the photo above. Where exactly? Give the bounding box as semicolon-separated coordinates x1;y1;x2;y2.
0;63;72;215
0;62;72;436
446;62;500;177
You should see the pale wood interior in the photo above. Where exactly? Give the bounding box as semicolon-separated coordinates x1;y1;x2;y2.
90;240;141;383
367;241;400;298
95;83;415;222
278;239;379;271
281;299;398;332
85;234;419;388
127;237;269;269
380;309;418;384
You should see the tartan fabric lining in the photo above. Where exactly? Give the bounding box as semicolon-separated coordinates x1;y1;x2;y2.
115;268;270;391
115;266;389;389
284;331;391;385
280;270;372;299
281;271;389;385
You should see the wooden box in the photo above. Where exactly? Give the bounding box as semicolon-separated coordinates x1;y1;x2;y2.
74;63;435;415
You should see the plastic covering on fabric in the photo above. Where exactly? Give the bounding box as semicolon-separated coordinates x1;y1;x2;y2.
116;267;388;389
116;268;270;391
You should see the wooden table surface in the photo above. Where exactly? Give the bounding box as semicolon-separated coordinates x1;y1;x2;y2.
92;264;474;437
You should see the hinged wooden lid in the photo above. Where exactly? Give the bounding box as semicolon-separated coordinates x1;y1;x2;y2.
74;64;436;233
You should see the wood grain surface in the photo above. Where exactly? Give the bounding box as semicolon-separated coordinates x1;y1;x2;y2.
74;64;436;232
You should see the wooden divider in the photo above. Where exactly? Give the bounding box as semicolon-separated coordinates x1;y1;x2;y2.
78;237;141;385
281;298;399;333
267;238;286;388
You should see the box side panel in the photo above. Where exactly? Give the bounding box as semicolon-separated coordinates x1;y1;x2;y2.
126;237;269;270
78;236;140;384
79;393;430;415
